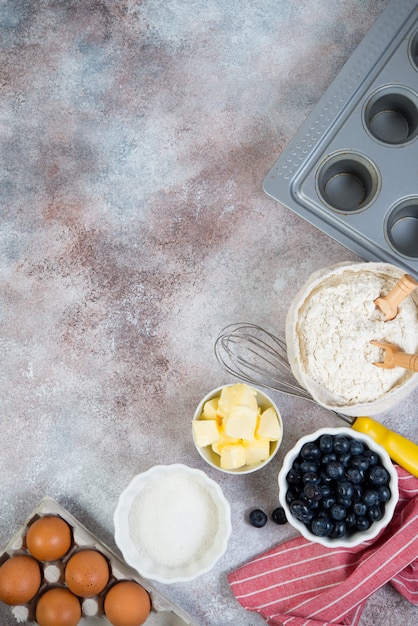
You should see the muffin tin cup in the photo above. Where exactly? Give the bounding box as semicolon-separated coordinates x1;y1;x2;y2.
0;497;197;625
264;0;418;277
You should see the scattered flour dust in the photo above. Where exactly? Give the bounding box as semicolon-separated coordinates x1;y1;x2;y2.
297;270;418;404
128;471;219;569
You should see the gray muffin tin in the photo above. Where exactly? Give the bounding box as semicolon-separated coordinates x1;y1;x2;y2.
264;0;418;279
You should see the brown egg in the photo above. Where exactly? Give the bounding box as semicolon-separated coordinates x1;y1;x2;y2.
26;515;72;561
35;587;81;626
64;549;109;597
104;581;151;626
0;554;41;605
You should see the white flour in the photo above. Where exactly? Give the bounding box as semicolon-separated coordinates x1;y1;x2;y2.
128;472;219;569
297;270;418;404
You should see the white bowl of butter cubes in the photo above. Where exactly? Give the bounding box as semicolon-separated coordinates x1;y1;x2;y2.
193;383;283;474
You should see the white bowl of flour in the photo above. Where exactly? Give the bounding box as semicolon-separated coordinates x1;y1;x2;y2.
286;262;418;416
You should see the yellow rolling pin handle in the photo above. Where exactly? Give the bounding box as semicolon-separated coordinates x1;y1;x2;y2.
352;416;418;478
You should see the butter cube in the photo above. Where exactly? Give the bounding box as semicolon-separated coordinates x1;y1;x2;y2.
217;383;258;418
201;398;219;419
245;438;271;465
224;410;257;440
211;432;240;456
192;420;220;448
257;407;281;440
220;443;247;470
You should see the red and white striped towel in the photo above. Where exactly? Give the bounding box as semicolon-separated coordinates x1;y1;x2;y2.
228;466;418;626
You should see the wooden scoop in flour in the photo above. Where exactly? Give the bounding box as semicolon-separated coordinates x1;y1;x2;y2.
374;273;418;321
371;340;418;372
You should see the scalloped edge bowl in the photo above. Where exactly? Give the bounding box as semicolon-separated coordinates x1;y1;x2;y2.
114;464;231;583
278;427;399;548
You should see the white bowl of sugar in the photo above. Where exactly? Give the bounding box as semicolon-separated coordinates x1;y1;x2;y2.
114;464;231;583
286;261;418;416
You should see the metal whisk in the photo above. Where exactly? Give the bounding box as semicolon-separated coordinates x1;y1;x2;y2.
214;322;314;402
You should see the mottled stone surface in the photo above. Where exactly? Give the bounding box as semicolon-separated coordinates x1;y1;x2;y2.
1;1;417;625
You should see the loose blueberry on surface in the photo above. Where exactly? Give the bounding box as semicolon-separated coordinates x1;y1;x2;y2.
249;509;268;528
271;507;287;525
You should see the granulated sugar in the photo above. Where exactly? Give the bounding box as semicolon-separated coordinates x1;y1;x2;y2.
128;471;219;569
297;270;418;404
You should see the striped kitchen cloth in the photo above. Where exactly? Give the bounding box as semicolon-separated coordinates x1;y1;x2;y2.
228;465;418;626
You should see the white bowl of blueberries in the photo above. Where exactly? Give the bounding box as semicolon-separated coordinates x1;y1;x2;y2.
278;427;399;548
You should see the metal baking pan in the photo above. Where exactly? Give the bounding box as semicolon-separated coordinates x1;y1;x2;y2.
0;497;197;625
264;0;418;279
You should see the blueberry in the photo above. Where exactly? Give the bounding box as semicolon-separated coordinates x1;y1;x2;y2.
326;461;344;480
249;509;268;528
303;483;323;502
290;501;314;524
300;461;318;474
378;485;391;503
319;434;334;453
271;507;287;525
350;440;364;456
353;502;367;516
330;503;346;521
301;443;321;461
367;465;389;486
334;436;350;454
329;520;346;538
321;453;337;465
352;485;363;502
363;450;379;466
311;516;333;537
287;469;302;485
368;504;384;522
363;489;380;507
356;516;371;531
336;481;354;499
339;452;352;468
302;472;321;484
320;484;332;498
286;490;298;505
350;455;370;472
322;496;337;510
345;512;356;528
345;467;363;484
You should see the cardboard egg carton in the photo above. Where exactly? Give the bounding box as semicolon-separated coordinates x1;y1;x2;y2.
0;497;197;625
